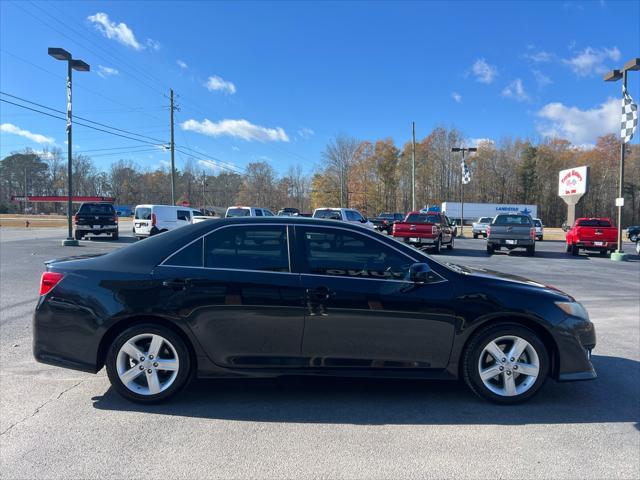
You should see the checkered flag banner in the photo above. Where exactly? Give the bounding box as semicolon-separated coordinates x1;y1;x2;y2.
461;159;471;185
621;85;638;144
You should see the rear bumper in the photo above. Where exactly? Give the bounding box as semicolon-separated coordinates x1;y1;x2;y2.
487;238;534;247
396;236;437;245
75;225;117;232
575;241;617;250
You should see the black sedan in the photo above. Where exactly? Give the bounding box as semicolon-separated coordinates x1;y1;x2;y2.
33;217;596;404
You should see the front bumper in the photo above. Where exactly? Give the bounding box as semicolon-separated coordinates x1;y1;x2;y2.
552;316;597;381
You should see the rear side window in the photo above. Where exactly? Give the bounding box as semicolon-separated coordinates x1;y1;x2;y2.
164;238;203;267
263;209;274;216
346;210;363;222
205;226;289;272
577;219;612;227
255;209;263;216
493;215;532;225
177;210;191;221
135;208;152;220
78;204;114;215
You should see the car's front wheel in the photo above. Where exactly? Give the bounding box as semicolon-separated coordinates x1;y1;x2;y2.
463;324;549;404
105;324;192;403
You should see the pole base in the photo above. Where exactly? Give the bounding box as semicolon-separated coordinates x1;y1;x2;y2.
610;252;628;262
61;239;79;247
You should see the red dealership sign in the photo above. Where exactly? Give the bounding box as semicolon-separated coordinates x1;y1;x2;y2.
11;196;115;203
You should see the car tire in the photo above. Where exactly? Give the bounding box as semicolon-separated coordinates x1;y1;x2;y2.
74;231;82;241
112;231;119;241
486;245;494;255
473;233;478;239
447;236;454;250
571;244;579;256
433;238;441;254
539;236;543;241
599;249;608;257
527;245;535;256
105;324;193;404
565;242;571;253
630;234;638;242
463;324;549;404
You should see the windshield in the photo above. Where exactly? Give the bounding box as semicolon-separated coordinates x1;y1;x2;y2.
406;213;440;223
314;209;342;220
226;208;250;217
493;215;532;226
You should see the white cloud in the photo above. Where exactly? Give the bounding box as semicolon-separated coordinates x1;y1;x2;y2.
536;97;618;145
177;59;188;69
471;59;498;84
297;127;315;139
97;65;119;78
182;118;289;142
524;50;554;63
87;12;158;51
563;46;621;77
451;92;462;103
502;79;530;102
205;75;236;94
1;123;55;144
532;69;552;88
231;146;240;151
468;138;495;148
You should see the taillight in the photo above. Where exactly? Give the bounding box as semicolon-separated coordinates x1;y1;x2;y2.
151;213;157;226
486;226;491;236
432;225;438;235
73;215;79;224
531;228;536;239
111;216;118;223
39;271;64;296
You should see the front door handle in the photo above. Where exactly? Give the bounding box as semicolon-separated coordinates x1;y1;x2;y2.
162;279;191;289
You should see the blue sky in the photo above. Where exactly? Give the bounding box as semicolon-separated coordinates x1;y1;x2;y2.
1;0;639;176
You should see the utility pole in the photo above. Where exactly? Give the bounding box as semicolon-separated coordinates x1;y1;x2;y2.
170;88;176;205
412;122;416;211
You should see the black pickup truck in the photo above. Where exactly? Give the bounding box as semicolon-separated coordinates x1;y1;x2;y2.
74;202;119;240
371;212;404;233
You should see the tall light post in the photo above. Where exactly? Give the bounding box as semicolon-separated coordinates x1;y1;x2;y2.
451;146;477;237
604;57;639;262
48;48;90;246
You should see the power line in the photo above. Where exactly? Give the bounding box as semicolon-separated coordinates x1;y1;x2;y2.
1;92;168;144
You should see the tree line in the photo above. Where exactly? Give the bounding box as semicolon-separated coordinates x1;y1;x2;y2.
1;128;638;227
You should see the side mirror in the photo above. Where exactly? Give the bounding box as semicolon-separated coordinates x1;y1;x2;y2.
409;263;430;284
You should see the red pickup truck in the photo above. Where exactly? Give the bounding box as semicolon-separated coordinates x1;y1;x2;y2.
392;211;455;253
565;217;618;256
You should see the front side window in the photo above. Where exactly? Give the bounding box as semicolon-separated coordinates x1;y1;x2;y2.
299;227;414;280
255;209;263;217
205;226;289;272
263;209;274;216
164;238;203;267
177;210;191;221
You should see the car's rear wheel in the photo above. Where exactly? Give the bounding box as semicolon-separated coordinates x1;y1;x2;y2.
112;231;119;241
526;245;535;256
74;231;82;241
486;245;494;255
447;236;454;250
106;324;192;403
433;237;441;254
463;324;549;404
473;233;478;239
571;244;579;256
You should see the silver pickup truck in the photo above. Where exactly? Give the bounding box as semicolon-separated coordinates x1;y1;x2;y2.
486;214;536;256
472;216;494;238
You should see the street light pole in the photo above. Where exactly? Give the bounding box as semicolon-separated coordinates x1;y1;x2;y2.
412;121;416;211
451;146;477;237
48;48;90;246
604;57;639;262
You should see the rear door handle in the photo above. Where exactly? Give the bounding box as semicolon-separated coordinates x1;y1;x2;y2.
162;279;191;289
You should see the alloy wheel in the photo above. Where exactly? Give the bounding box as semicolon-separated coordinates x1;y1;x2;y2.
116;333;180;395
477;335;540;397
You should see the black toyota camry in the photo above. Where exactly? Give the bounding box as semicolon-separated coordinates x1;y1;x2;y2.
33;217;596;404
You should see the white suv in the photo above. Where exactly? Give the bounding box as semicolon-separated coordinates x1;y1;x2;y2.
133;205;201;239
225;206;275;217
312;207;375;229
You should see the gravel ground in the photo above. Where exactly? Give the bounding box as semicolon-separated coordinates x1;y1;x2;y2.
1;225;638;479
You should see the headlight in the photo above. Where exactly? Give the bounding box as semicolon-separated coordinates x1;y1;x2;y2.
555;301;589;319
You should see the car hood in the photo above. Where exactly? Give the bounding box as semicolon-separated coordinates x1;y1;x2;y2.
446;262;574;299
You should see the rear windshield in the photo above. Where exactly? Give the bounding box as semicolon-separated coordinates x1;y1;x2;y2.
479;217;493;223
493;215;532;225
533;219;542;227
577;219;612;227
379;213;395;219
406;213;440;223
135;207;152;220
314;209;342;220
78;203;114;215
226;208;250;217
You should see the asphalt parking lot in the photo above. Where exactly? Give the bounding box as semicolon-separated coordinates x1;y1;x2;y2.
1;224;639;480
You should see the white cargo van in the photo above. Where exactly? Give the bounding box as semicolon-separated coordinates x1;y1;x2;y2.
133;205;201;239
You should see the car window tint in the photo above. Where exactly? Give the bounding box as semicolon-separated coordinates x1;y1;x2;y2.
577;219;612;227
406;213;439;223
480;217;493;223
164;238;203;267
135;208;152;220
534;220;542;227
300;227;413;280
314;209;342;220
79;204;114;215
263;209;274;216
255;209;263;216
226;208;250;217
205;226;289;272
177;210;191;221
